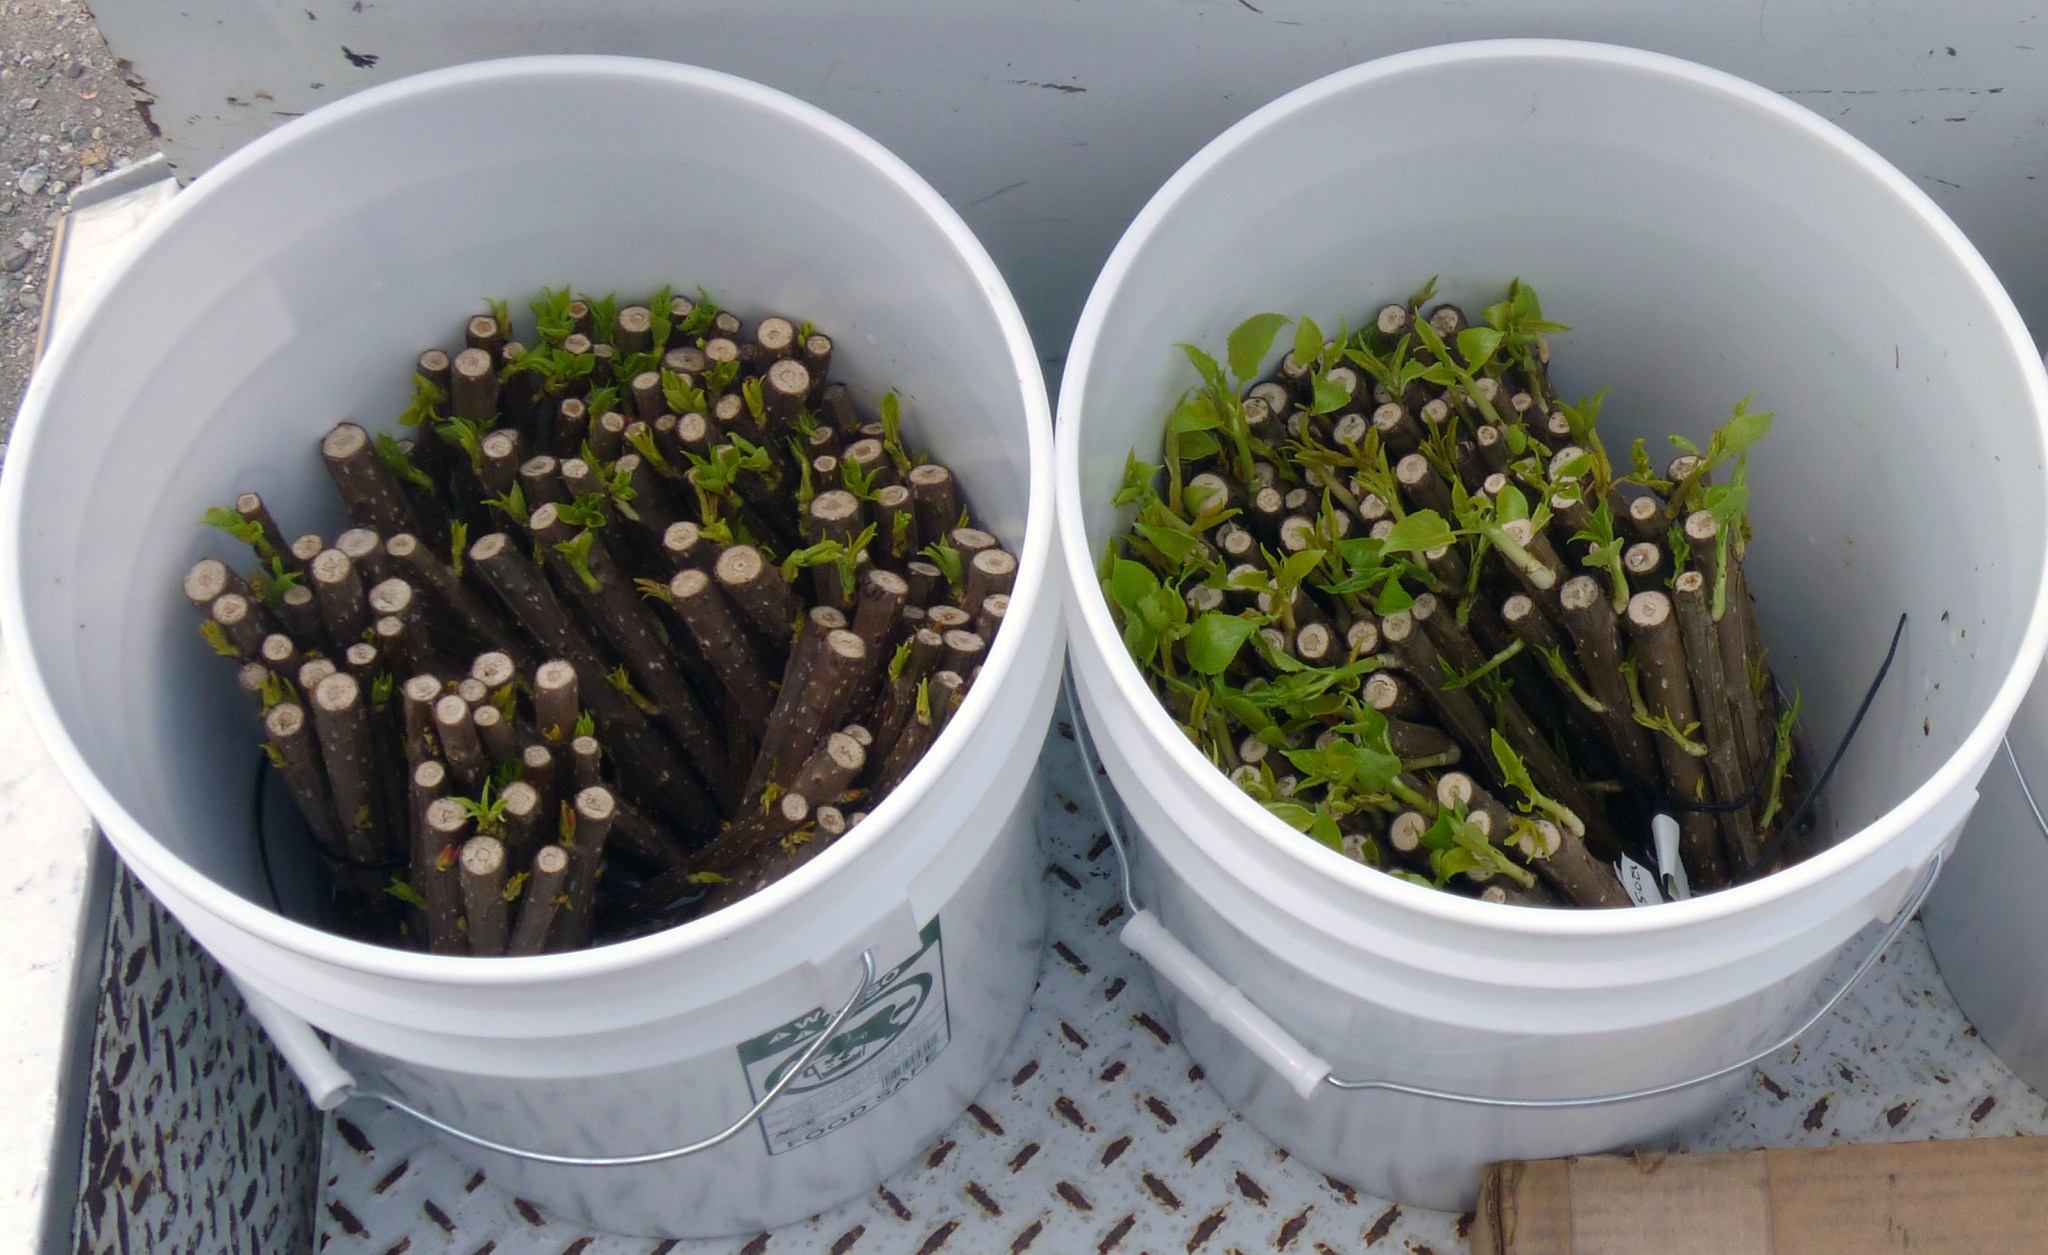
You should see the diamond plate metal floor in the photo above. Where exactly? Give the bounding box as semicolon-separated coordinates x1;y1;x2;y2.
307;721;2048;1255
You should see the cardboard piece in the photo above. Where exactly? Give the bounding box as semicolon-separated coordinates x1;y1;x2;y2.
1476;1136;2048;1253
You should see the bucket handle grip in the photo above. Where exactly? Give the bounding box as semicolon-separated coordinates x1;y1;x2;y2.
1064;671;1943;1110
238;948;879;1166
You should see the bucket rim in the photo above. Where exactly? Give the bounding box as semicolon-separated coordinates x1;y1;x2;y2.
0;53;1057;981
1054;37;2048;937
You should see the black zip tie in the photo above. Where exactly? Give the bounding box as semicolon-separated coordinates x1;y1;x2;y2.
1609;724;1782;814
1739;611;1908;883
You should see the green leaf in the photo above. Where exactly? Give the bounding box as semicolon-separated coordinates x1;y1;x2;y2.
1133;520;1202;568
1373;576;1416;615
741;376;766;423
385;879;429;909
1185;612;1258;675
1307;373;1349;416
1168;391;1224;434
1227;313;1289;383
1550;449;1594;482
703;358;740;398
677;287;721;338
922;541;966;592
1717;397;1774;459
1177;343;1228;396
375;433;435;491
581;291;619;344
660;368;706;416
1292;315;1324;372
1455;326;1503;368
398;372;445;429
1276;547;1327;591
1668;432;1700;457
1379;509;1455;557
1107;558;1161;614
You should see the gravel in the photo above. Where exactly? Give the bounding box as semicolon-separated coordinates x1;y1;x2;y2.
0;0;160;454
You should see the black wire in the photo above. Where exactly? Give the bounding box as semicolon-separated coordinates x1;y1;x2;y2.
1738;611;1908;883
1610;727;1782;814
253;752;284;913
251;750;407;917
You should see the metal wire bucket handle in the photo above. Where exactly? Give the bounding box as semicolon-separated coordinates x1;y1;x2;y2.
1063;671;1946;1108
237;948;879;1167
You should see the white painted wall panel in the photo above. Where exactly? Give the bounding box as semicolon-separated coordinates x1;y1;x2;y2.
88;3;2048;363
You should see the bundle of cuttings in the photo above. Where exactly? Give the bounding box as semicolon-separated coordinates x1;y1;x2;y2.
1103;280;1805;907
186;286;1014;952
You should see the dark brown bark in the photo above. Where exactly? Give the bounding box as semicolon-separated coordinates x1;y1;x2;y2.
749;627;866;795
669;567;775;736
1624;590;1726;890
569;734;603;792
264;701;347;855
604;795;690;873
553;785;616;950
615;305;653;354
208;593;268;659
1673;570;1761;869
258;632;301;678
789;730;866;807
551;397;589;460
459;835;509;956
714;544;802;653
384;531;529;664
433;693;488;792
533;658;578;744
518;455;566;513
527;504;729;789
275;584;326;650
472;702;517;764
1621;493;1665;544
506;845;569;957
820;382;862;437
904;559;943;606
466;314;506;357
419;798;471;955
763;358;810;427
498;778;545;871
940;629;986;676
1557;575;1662;792
311;672;392;863
298;658;337;696
1363;672;1425;720
469;531;720;834
589;409;628;464
321;422;420;538
1439;774;1627;909
479;429;522;501
449;347;500;425
1623;541;1664;595
907;463;959;546
974;593;1009;642
416;347;452;392
662;520;722;575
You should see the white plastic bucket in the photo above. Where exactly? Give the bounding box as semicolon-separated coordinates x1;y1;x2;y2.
1924;567;2048;1092
1;57;1062;1238
1056;40;2048;1209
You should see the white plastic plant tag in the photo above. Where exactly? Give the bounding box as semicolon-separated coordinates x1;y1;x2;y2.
1652;813;1692;901
1615;854;1666;907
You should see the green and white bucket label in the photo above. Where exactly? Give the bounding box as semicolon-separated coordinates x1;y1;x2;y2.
738;918;952;1155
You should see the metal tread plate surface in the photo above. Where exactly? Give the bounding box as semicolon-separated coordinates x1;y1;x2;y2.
307;723;2048;1255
